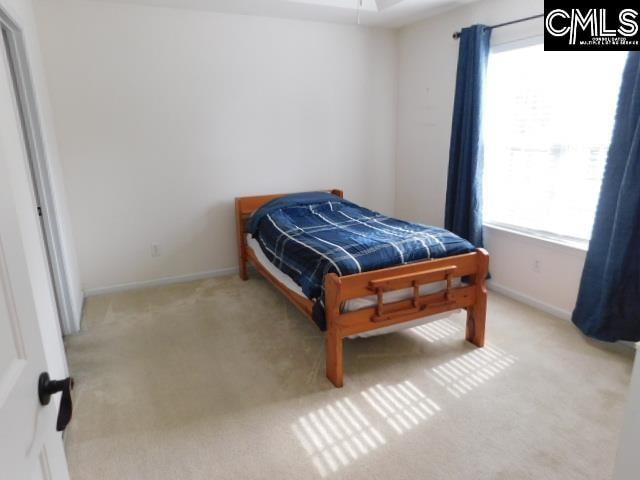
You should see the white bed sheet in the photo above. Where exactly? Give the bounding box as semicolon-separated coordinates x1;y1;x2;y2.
247;235;459;338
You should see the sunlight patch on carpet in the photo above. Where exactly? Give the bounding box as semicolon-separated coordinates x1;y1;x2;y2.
291;397;386;477
361;380;441;435
410;318;461;343
428;345;517;398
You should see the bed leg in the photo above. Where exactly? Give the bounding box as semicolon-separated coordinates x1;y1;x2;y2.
466;248;489;348
235;198;249;281
239;258;248;281
326;330;344;388
324;273;344;387
466;296;486;347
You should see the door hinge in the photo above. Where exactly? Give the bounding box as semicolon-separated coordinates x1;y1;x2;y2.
37;206;42;217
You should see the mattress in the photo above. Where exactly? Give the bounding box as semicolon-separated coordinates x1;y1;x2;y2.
247;235;458;338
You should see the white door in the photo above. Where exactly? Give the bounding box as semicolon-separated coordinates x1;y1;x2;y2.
0;30;70;480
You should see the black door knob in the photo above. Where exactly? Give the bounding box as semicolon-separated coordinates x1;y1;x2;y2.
38;372;74;432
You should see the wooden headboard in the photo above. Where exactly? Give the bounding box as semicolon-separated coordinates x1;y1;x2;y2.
234;189;343;280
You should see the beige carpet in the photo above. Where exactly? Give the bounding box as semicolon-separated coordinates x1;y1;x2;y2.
65;275;633;480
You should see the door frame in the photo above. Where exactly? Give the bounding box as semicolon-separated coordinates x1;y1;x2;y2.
0;5;77;335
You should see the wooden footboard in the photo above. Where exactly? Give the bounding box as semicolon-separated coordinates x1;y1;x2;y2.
324;248;489;387
235;189;489;388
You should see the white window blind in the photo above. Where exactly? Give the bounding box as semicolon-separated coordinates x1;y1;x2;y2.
483;44;627;243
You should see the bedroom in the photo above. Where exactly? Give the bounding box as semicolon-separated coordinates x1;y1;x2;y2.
0;0;638;479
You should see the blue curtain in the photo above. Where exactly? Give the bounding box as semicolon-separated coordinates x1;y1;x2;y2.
444;25;491;248
572;52;640;342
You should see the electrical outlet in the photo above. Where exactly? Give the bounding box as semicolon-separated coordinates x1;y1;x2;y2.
151;243;160;257
533;259;542;273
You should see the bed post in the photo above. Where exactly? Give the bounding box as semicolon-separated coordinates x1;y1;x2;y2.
466;248;489;347
234;198;248;281
325;273;344;387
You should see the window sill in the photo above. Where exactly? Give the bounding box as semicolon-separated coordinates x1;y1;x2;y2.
483;222;589;252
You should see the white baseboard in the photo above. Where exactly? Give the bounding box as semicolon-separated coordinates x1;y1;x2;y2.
84;267;239;297
489;282;638;352
488;281;573;321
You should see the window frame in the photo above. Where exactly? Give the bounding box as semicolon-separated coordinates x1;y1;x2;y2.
483;221;589;251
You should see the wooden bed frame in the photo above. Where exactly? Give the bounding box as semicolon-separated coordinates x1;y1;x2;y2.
235;189;489;387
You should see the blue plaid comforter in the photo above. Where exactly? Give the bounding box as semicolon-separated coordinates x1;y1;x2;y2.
248;192;475;329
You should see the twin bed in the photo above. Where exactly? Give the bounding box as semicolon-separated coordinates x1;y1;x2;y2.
235;189;489;387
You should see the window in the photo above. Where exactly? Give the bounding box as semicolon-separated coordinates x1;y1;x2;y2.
483;43;627;244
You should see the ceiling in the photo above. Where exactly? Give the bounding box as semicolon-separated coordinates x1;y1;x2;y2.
88;0;481;27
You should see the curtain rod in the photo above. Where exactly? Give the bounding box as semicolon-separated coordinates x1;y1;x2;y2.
452;14;544;39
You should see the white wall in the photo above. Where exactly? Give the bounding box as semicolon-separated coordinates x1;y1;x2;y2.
395;0;585;317
35;0;397;293
615;346;640;480
483;227;585;317
0;0;77;375
34;0;586;316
